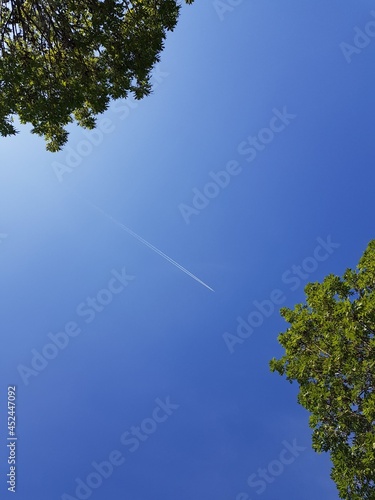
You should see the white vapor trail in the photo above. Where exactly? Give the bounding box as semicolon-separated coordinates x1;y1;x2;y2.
80;196;214;292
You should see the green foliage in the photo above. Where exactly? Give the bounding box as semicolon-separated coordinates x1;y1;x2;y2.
0;0;193;151
270;240;375;499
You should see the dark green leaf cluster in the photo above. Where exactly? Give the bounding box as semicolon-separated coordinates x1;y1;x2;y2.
270;240;375;499
0;0;193;151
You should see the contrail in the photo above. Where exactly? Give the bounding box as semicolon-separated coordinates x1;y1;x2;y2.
78;195;214;292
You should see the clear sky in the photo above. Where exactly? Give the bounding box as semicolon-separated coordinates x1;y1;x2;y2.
1;1;375;499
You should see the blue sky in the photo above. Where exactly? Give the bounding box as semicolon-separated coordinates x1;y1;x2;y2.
1;1;375;499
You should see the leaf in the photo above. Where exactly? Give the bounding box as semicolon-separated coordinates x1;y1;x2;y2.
269;240;375;500
0;0;194;150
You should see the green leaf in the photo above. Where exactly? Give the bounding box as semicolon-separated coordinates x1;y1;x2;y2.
269;240;375;499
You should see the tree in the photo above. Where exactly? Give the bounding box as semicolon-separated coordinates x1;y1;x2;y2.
0;0;193;151
270;240;375;500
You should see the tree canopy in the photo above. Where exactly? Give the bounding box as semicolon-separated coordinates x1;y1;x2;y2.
270;240;375;500
0;0;193;151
